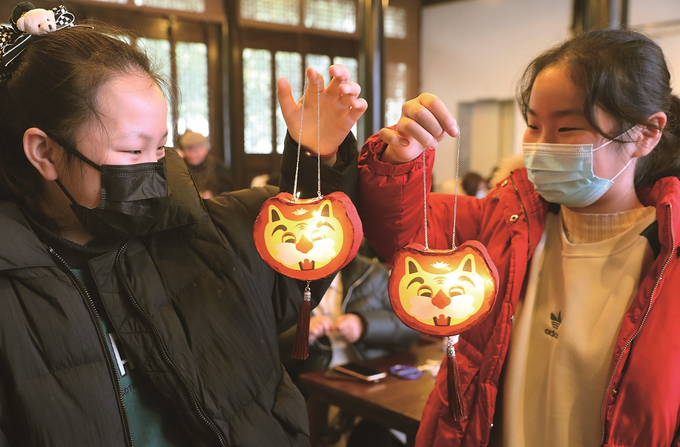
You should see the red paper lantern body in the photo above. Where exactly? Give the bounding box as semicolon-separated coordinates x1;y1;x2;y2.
253;191;363;281
388;241;499;337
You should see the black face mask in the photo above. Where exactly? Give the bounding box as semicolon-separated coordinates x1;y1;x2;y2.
55;144;168;239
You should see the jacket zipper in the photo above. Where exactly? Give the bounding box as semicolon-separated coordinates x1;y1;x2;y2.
114;241;228;447
48;247;135;447
599;204;675;446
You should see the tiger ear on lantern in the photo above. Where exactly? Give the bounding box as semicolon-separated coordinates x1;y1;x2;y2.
406;257;421;274
269;206;282;223
460;254;475;273
318;200;332;217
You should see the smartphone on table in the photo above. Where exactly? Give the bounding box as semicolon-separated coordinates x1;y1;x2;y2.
333;362;387;382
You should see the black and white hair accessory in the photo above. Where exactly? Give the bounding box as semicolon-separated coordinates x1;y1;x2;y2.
0;3;78;84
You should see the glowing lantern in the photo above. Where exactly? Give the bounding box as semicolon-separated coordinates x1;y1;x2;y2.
389;240;499;337
254;191;363;281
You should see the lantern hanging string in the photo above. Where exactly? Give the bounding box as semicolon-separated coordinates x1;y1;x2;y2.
292;75;323;203
422;127;461;251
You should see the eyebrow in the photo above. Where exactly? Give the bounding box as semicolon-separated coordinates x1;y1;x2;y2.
122;129;169;142
407;277;424;288
271;224;287;235
527;108;583;118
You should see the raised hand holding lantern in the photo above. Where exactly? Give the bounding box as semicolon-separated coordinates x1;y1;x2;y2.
253;76;362;360
388;132;499;421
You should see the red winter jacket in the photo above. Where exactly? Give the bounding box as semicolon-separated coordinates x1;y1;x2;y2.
358;133;680;447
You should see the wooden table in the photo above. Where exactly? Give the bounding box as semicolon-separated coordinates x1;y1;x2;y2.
300;341;444;447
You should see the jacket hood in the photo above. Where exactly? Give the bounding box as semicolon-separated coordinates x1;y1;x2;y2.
0;148;209;272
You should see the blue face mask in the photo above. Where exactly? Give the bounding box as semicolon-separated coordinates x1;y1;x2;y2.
523;132;633;208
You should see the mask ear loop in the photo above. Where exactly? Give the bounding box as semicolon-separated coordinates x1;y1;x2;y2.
592;127;637;181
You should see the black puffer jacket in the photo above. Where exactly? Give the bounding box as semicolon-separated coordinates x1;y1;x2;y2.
0;134;357;447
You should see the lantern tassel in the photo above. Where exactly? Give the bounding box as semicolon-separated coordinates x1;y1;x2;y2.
291;282;312;360
447;336;467;421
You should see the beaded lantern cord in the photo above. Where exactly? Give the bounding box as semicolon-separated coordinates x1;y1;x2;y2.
387;129;499;420
253;75;362;360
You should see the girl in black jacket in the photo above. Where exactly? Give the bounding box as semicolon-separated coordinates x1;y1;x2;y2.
0;4;366;446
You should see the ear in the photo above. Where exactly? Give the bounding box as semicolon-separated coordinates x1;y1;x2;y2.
319;200;332;217
23;128;61;181
406;256;421;274
460;254;476;273
268;205;281;222
632;111;667;158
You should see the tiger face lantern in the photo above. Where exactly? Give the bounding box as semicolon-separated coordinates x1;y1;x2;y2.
388;241;499;336
253;191;363;281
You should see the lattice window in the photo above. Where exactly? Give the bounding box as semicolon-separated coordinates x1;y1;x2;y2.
176;42;210;138
90;0;128;4
385;62;407;126
240;0;300;25
243;48;273;154
333;56;358;136
384;5;407;39
275;52;303;154
305;54;331;89
138;38;175;146
133;0;205;13
304;0;356;33
239;0;357;34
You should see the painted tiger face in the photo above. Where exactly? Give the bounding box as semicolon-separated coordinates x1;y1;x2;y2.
253;192;363;280
388;243;498;336
263;199;341;271
401;254;484;326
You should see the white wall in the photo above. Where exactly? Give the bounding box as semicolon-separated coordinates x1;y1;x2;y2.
420;0;680;190
629;0;680;96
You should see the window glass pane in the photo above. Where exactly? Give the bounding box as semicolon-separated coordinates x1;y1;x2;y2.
134;0;205;13
304;0;356;33
243;48;273;154
385;62;407;126
91;0;128;4
305;54;331;91
333;56;358;136
138;38;175;146
384;5;406;39
241;0;300;26
332;56;357;82
275;52;303;154
176;42;210;138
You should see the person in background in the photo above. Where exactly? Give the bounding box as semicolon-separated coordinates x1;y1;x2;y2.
178;130;234;198
461;171;487;198
279;251;420;447
279;253;420;381
0;3;366;446
358;28;680;447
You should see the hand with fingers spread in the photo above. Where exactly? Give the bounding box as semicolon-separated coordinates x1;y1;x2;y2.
379;93;459;164
277;64;367;163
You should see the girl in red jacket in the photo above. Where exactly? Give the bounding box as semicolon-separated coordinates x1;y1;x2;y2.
358;29;680;446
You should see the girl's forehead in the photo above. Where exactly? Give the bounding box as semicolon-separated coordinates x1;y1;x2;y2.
530;66;585;114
